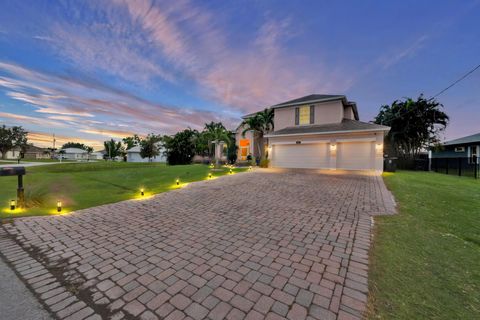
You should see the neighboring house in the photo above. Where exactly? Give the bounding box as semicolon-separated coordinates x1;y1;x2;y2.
126;145;166;163
89;151;105;160
60;148;88;160
0;145;50;159
236;94;390;172
0;147;22;159
23;145;50;159
431;132;480;163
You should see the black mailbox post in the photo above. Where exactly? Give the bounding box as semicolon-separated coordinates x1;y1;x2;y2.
0;167;26;208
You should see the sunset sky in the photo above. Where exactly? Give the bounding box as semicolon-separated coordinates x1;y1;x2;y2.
0;0;479;149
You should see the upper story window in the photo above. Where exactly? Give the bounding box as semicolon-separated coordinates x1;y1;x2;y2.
295;105;315;125
299;106;310;125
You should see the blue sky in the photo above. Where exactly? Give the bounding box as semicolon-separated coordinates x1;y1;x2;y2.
0;0;479;149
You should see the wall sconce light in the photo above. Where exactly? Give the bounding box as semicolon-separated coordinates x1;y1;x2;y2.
330;144;337;151
376;143;383;150
57;201;62;213
176;178;180;186
10;199;15;211
140;188;144;196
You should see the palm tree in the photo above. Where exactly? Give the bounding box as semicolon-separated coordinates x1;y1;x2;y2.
241;108;274;160
104;139;122;160
203;122;232;164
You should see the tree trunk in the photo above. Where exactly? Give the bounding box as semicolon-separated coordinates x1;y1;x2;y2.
1;148;8;160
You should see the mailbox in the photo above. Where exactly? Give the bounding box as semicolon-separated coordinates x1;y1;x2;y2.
0;166;26;209
0;167;26;176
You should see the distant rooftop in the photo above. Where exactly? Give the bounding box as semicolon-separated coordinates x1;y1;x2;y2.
443;132;480;146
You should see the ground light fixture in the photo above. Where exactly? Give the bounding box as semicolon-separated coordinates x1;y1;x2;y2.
208;172;212;179
176;178;180;186
229;168;233;174
140;188;145;196
249;166;252;171
10;199;15;211
57;201;62;213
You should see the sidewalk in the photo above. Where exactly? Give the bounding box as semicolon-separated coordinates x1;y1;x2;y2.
0;255;52;320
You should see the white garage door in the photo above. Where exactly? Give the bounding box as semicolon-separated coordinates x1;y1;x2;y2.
272;143;329;169
337;142;374;170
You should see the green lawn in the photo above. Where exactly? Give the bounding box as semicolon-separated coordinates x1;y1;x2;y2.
368;171;480;319
1;162;244;219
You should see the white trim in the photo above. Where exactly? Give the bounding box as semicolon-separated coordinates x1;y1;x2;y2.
271;140;329;145
337;137;376;142
265;128;389;138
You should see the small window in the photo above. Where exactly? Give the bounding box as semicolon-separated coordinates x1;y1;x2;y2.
299;106;310;125
454;147;465;152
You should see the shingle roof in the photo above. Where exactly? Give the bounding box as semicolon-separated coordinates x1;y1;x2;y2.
265;119;390;137
443;132;480;146
271;94;345;108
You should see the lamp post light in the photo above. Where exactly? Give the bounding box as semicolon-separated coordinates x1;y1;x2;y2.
57;201;62;213
10;199;15;211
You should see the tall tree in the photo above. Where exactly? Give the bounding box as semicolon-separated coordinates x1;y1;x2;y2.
241;108;274;160
163;129;198;165
61;142;90;150
0;125;28;159
103;139;123;159
140;134;163;161
374;94;449;159
122;135;141;150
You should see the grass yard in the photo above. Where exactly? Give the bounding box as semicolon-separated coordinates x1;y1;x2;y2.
368;171;480;319
1;162;244;219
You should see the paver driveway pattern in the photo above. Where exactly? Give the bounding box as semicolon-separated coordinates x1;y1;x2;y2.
0;169;395;320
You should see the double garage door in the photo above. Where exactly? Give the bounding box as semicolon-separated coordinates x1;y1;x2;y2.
271;141;374;170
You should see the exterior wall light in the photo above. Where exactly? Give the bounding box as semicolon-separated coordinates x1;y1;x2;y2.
10;199;15;211
375;143;383;150
330;144;337;151
140;188;144;196
176;178;180;186
57;201;62;213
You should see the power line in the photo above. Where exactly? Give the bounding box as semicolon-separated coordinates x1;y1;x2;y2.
429;63;480;100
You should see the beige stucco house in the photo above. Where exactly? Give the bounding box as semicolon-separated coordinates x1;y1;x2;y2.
236;94;390;172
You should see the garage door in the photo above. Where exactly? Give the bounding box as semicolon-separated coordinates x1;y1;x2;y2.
271;143;329;169
337;141;374;170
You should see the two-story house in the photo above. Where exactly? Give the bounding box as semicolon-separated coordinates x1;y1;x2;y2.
236;94;390;172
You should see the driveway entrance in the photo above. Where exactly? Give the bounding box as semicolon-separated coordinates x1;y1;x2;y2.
0;169;395;320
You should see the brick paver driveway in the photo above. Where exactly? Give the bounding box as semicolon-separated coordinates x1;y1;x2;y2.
0;169;395;320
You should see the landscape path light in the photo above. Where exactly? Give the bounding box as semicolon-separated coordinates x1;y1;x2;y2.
10;199;15;211
140;188;145;196
57;201;62;213
208;172;212;179
176;178;180;186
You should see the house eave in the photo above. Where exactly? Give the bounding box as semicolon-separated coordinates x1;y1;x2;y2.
265;128;390;138
270;96;345;110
